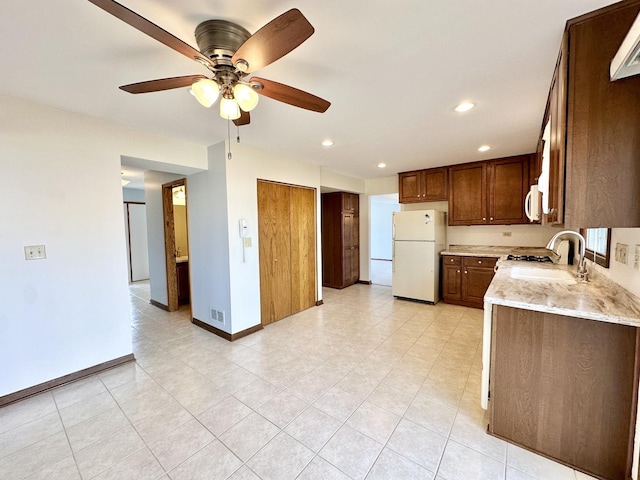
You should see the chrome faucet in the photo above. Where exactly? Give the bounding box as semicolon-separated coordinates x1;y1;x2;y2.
545;230;588;281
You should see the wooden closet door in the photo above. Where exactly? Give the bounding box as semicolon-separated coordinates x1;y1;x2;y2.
290;187;316;313
258;181;292;324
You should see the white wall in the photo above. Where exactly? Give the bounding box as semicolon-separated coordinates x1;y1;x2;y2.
0;94;206;397
588;228;640;298
145;171;184;306
188;143;232;333
123;187;145;203
224;142;323;333
370;195;400;260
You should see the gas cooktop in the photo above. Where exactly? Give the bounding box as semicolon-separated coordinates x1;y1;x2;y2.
506;254;553;263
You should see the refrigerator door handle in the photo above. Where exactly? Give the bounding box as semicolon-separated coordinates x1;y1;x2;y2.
392;241;395;272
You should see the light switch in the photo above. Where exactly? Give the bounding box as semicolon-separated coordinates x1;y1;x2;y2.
243;237;252;247
24;245;46;260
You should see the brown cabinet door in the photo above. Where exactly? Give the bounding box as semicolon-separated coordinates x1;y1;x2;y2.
488;155;530;225
546;34;567;226
290;186;316;314
461;265;495;307
448;162;487;225
490;306;638;480
442;264;462;301
564;3;640;228
423;167;448;201
398;171;423;203
258;181;292;324
342;192;359;213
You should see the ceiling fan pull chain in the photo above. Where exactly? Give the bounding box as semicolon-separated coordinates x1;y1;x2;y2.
227;119;232;160
237;124;241;144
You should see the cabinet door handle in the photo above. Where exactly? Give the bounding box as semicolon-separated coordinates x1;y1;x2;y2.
482;217;486;221
274;258;278;262
464;270;468;274
490;217;494;221
478;260;482;264
457;269;460;273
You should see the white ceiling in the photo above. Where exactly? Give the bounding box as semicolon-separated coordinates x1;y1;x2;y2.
1;0;618;180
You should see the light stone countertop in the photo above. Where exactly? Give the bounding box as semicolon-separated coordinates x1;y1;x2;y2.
441;245;556;259
485;260;640;327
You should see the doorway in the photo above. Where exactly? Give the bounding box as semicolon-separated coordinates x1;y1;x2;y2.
369;193;400;286
162;179;191;312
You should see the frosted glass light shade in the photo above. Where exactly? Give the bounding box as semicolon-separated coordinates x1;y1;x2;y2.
233;83;259;112
191;79;219;108
220;97;241;120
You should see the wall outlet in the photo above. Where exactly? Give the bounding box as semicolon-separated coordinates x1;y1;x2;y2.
634;244;640;270
502;232;512;237
616;243;628;264
24;245;46;260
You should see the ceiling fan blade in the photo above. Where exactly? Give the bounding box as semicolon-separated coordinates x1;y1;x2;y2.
120;75;208;94
252;77;330;113
232;9;314;73
88;0;214;68
233;110;251;126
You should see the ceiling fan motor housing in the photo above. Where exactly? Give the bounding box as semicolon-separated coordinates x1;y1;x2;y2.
195;20;251;67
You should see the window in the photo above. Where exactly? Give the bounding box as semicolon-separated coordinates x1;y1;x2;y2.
580;228;611;268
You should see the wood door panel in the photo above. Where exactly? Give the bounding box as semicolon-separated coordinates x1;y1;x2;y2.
398;171;422;203
461;266;495;307
258;181;292;324
489;156;529;224
448;163;487;225
490;306;639;480
424;167;448;201
442;264;462;301
290;186;316;313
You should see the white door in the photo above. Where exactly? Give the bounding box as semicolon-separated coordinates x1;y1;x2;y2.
127;203;149;282
392;241;436;302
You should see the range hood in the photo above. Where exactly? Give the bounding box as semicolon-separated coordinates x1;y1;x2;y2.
611;11;640;80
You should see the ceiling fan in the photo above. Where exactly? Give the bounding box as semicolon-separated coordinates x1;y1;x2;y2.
87;0;331;126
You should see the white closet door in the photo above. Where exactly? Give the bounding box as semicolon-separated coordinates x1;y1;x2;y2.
128;203;149;282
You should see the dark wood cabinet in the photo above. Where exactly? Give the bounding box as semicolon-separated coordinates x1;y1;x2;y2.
398;167;448;203
322;192;360;289
490;305;640;480
540;1;640;228
176;261;190;305
442;255;496;309
448;155;531;226
442;256;462;302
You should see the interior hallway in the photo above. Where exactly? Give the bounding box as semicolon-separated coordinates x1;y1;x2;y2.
0;282;595;480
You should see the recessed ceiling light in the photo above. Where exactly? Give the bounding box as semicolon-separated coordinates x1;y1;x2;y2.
377;163;386;168
455;102;475;113
321;139;334;147
478;145;491;152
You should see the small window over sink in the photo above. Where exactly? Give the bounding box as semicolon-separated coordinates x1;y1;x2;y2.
580;228;611;268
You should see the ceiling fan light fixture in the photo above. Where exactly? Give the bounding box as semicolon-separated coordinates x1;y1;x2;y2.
233;83;259;112
220;97;241;120
191;79;220;108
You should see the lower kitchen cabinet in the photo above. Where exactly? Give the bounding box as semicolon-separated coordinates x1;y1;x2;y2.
442;255;496;309
489;305;639;480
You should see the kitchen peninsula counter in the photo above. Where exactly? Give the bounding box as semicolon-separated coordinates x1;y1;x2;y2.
482;261;640;480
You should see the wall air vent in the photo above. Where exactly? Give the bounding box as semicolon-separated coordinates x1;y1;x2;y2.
210;308;226;326
611;11;640;80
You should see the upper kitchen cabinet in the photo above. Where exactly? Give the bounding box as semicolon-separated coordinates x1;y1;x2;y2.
542;1;640;228
448;155;531;226
398;167;448;203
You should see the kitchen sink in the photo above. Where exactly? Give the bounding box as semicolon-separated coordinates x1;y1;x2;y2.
509;266;577;284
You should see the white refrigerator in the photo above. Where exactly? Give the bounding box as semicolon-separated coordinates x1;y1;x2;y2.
392;210;446;303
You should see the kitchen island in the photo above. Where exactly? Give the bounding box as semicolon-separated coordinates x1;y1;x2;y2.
483;260;640;480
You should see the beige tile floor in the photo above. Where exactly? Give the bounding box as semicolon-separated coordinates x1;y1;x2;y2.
0;281;598;480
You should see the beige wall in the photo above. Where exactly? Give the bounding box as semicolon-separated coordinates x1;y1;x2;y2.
173;204;189;257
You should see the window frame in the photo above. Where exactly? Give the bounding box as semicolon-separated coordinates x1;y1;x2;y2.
579;228;611;268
